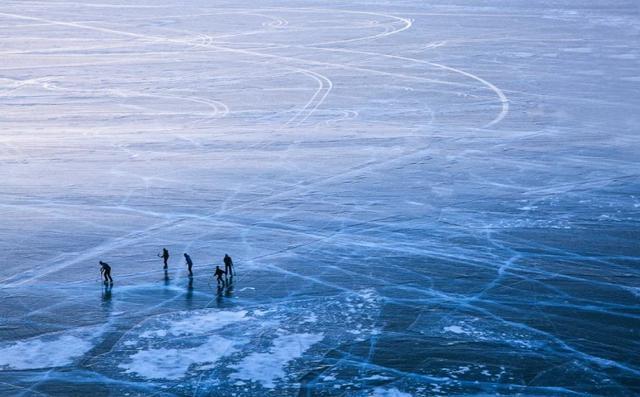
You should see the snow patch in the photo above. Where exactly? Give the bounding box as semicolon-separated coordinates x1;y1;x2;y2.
370;387;413;397
361;374;393;381
119;335;243;380
443;325;467;334
163;310;249;336
0;333;95;370
230;333;324;388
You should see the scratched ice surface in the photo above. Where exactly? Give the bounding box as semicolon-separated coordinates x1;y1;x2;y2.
0;0;639;395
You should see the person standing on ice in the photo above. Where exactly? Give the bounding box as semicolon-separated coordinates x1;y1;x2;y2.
184;253;193;277
99;261;113;284
223;254;234;277
158;248;169;269
214;265;226;286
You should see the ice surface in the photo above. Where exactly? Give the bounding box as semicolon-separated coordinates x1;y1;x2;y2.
87;289;380;394
1;0;639;395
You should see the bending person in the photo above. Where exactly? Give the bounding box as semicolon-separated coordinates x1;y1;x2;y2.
214;265;226;286
99;261;113;284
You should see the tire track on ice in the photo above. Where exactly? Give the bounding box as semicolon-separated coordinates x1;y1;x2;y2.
285;68;333;126
0;11;332;129
301;45;509;128
253;7;413;46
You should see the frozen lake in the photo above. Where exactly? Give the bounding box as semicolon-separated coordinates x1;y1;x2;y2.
1;0;639;395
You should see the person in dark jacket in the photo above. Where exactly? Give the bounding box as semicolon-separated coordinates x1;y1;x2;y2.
99;261;113;284
223;254;234;277
159;248;169;269
184;253;193;277
214;265;226;286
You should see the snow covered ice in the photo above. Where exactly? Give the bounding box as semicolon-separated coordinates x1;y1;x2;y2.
0;0;639;395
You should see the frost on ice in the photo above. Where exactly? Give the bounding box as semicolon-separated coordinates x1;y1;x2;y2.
90;290;380;393
0;328;101;370
230;333;324;388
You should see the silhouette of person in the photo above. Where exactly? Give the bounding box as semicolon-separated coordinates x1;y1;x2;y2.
99;261;113;284
184;253;193;277
159;248;169;269
223;254;234;277
214;265;226;286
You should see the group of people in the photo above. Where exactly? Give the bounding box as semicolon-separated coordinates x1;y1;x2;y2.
98;249;235;286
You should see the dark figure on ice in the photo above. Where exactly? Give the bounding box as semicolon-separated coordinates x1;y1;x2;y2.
223;254;234;277
214;265;226;286
159;248;169;269
99;261;113;284
184;253;193;277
